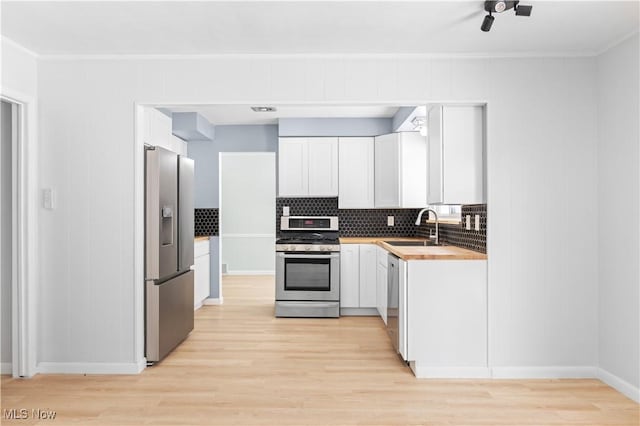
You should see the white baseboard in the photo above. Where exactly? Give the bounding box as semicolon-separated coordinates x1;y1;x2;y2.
224;270;275;276
194;302;203;310
410;362;491;379
38;361;145;375
597;367;640;403
203;297;224;305
1;362;12;374
490;366;597;379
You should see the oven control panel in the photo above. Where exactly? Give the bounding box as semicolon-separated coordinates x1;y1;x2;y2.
276;244;341;253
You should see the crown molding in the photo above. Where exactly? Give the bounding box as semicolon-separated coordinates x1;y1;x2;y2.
36;50;601;61
594;28;640;57
0;36;39;58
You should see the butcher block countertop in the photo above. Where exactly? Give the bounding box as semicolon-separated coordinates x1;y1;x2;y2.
339;237;487;261
195;236;210;242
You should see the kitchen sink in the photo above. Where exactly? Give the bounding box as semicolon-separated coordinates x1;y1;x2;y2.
384;240;439;247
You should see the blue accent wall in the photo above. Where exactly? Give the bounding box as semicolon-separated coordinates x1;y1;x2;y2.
188;124;279;208
278;117;392;137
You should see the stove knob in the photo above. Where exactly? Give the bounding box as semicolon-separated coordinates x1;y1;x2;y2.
322;246;330;252
305;246;311;251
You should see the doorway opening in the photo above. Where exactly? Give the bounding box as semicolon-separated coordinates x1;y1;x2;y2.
219;152;276;278
1;100;15;374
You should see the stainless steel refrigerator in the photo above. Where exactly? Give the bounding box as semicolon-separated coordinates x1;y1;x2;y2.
144;146;195;363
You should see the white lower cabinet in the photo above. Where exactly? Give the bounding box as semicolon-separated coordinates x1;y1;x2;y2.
358;245;377;308
194;239;210;309
340;245;360;308
376;262;388;324
376;246;388;324
340;244;377;309
405;259;488;378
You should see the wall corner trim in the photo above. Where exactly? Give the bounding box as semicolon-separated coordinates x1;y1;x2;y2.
597;368;640;403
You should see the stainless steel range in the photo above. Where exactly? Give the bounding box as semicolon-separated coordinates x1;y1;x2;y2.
275;216;340;318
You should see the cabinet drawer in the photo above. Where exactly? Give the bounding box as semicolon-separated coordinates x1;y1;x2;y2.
194;239;210;257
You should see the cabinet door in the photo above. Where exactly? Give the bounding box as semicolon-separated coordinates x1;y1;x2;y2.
340;245;360;308
399;132;428;208
194;254;210;308
376;262;388;324
278;138;309;196
308;137;339;196
338;137;374;208
358;244;377;308
442;106;485;204
427;106;444;204
374;133;400;207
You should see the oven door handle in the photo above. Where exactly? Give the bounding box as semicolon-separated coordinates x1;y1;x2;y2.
277;253;340;259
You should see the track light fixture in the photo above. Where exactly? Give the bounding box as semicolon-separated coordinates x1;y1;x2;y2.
480;0;532;32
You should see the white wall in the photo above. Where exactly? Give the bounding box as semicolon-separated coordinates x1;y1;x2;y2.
36;54;599;373
596;33;640;401
220;153;276;274
1;101;12;371
1;39;38;98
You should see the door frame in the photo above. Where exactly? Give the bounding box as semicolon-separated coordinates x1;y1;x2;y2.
1;90;39;378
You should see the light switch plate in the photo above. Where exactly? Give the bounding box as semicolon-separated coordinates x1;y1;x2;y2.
387;216;394;226
43;188;56;210
465;215;471;230
475;214;480;231
283;206;290;216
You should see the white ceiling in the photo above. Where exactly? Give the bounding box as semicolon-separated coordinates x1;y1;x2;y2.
2;1;638;56
165;104;401;125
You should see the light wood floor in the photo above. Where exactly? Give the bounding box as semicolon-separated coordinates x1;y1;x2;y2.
2;275;638;425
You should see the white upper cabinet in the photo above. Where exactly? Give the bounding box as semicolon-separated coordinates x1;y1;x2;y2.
278;137;338;197
338;137;375;208
278;138;309;196
308;138;339;196
374;132;428;208
427;105;485;205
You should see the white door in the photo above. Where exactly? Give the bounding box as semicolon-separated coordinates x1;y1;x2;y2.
220;153;276;275
338;137;374;208
278;138;308;196
308;137;338;196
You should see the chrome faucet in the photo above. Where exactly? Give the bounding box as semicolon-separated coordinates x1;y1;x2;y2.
415;208;439;245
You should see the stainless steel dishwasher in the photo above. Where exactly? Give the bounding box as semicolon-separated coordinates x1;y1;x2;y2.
386;254;400;353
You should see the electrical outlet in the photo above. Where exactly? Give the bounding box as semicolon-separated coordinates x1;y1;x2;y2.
387;216;395;226
465;214;471;230
475;214;480;231
283;206;290;216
